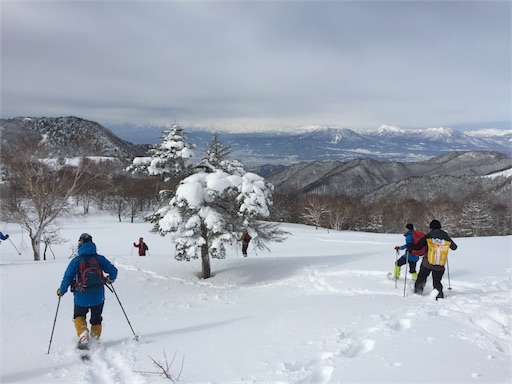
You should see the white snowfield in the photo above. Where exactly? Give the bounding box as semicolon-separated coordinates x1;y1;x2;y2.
0;214;511;384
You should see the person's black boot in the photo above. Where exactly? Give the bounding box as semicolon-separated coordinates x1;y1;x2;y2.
436;291;444;300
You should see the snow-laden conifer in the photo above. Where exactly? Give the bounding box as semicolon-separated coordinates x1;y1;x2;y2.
147;133;288;278
126;123;194;181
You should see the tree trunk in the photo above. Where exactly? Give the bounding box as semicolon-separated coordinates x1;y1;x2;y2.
31;232;42;261
200;224;211;279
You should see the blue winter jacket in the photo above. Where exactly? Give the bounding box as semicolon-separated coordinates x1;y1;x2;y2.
0;232;8;241
59;242;118;307
400;230;419;262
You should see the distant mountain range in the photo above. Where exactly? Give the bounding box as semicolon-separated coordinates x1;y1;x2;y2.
1;116;511;167
105;121;511;165
266;151;512;203
1;116;510;209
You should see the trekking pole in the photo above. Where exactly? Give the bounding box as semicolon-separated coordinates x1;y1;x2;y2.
446;258;452;291
106;283;139;341
403;251;409;298
8;238;21;255
47;296;61;354
394;250;399;289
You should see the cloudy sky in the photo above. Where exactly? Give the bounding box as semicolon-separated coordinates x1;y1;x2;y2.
1;1;510;132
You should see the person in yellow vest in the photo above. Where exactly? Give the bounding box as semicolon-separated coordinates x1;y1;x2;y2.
408;220;457;300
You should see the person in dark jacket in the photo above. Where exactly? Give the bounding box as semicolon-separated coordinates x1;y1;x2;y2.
0;232;9;242
239;229;252;257
393;223;420;280
133;237;149;256
408;220;457;300
57;233;118;347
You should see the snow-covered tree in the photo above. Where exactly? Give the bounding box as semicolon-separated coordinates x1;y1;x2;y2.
126;123;194;181
147;134;288;278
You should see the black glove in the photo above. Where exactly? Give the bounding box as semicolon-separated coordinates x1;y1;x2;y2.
5;234;9;239
394;246;400;251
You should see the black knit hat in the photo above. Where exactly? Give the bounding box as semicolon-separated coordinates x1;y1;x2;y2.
429;220;441;229
78;233;92;246
405;223;414;230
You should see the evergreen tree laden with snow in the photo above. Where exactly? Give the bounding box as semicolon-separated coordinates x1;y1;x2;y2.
126;123;194;181
147;133;288;279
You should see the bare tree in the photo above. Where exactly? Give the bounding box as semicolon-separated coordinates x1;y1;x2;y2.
460;201;493;237
301;196;329;229
1;138;98;261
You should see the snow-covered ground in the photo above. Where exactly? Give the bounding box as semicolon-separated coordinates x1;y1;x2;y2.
1;213;511;383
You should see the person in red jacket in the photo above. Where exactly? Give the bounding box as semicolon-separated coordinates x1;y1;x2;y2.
133;237;149;256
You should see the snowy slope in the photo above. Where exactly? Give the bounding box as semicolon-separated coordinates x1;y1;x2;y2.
0;214;511;384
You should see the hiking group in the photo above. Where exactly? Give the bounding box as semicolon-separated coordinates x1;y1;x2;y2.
47;221;454;351
393;219;457;300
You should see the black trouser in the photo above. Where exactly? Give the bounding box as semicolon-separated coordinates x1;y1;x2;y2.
396;255;418;273
242;242;249;256
414;266;445;294
74;303;104;325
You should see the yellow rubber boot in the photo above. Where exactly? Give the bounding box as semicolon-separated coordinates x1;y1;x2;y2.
91;324;102;339
74;316;89;337
393;265;401;279
411;272;418;280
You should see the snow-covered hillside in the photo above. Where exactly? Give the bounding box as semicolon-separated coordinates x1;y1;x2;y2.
1;214;510;383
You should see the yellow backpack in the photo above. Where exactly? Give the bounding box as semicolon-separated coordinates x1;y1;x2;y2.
426;238;452;266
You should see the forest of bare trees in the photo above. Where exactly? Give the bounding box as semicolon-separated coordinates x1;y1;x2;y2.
270;190;511;237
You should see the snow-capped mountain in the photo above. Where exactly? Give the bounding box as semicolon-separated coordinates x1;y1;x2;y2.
0;116;146;159
2;117;510;166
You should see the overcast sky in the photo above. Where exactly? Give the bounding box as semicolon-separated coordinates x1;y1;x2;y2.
1;1;510;132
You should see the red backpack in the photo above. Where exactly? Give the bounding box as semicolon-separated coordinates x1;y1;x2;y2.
410;230;426;256
72;254;106;292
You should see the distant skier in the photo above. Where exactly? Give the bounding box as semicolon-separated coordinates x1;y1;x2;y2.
239;229;252;257
57;233;118;349
408;220;457;300
393;223;424;280
133;237;149;256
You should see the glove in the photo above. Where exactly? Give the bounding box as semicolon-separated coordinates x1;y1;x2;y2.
106;277;115;285
5;234;8;239
394;246;400;251
56;288;63;297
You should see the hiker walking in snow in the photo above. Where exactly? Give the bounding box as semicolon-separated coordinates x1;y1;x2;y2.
57;233;118;348
408;220;457;300
133;237;149;256
393;223;424;280
0;231;9;242
239;229;252;257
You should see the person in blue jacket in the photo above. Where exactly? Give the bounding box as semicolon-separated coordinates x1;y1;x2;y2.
0;231;9;241
393;223;420;280
57;233;118;347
